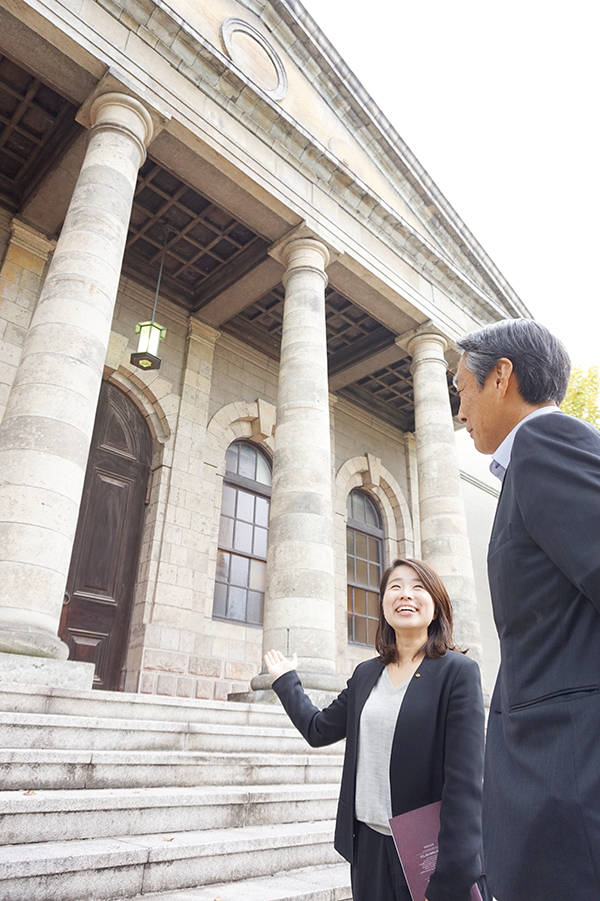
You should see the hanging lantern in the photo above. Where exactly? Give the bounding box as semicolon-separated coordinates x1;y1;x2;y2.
130;320;166;370
130;228;170;371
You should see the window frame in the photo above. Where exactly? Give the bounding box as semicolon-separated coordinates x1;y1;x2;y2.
346;489;385;647
212;440;272;627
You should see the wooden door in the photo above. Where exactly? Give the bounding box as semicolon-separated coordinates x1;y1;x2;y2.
60;381;152;690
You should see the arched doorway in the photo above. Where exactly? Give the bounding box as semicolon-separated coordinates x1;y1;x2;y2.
59;381;152;690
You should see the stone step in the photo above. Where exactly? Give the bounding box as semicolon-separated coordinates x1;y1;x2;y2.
0;820;341;901
0;713;342;761
112;862;352;901
0;748;343;790
0;784;339;844
0;681;293;727
0;709;340;756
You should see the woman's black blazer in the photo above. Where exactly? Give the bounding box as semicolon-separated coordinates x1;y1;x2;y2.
273;651;484;901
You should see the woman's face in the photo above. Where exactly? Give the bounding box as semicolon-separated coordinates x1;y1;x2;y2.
382;564;437;639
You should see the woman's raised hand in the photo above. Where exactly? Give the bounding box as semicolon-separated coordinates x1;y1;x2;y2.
264;649;298;680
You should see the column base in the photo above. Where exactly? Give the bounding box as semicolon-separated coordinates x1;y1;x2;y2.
0;651;94;690
0;628;69;660
234;669;346;707
250;670;344;693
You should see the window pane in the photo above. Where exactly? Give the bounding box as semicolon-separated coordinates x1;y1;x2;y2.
355;532;367;560
238;443;256;479
255;496;269;527
228;586;247;620
221;484;236;518
236;490;255;523
346;529;354;554
255;452;272;486
253;526;268;558
347;554;354;581
367;536;381;562
218;516;234;548
353;589;366;616
352;491;365;523
347;613;354;642
367;591;380;618
368;563;380;588
212;581;227;618
364;495;379;527
225;444;238;474
246;590;264;624
355;558;368;586
216;550;230;582
367;617;378;646
230;553;249;587
354;616;367;644
233;520;253;553
249;558;267;591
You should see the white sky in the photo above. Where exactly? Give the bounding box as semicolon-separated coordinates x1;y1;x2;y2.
300;0;599;368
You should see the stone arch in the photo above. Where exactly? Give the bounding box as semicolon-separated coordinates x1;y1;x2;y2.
104;364;172;447
206;399;275;476
335;454;414;563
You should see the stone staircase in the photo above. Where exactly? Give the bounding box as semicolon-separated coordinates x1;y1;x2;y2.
0;682;350;901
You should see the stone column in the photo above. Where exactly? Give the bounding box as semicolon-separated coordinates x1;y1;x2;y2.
0;93;153;663
402;325;483;661
251;233;343;699
0;220;56;422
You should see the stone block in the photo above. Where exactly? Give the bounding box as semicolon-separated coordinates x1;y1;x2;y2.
224;661;256;682
0;653;94;689
188;656;221;678
156;673;176;695
213;681;232;701
176;677;193;698
195;679;213;700
143;649;186;674
139;672;155;694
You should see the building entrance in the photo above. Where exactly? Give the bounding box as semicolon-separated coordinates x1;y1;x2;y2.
59;381;152;690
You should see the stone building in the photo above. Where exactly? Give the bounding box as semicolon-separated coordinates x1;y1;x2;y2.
0;0;527;705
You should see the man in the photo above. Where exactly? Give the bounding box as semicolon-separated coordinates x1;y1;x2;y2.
454;318;600;900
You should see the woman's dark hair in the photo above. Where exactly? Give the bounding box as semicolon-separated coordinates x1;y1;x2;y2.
375;558;464;664
455;318;571;405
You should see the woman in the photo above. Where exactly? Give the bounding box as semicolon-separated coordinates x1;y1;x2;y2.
265;558;485;901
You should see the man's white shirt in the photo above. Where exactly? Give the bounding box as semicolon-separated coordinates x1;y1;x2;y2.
489;406;562;483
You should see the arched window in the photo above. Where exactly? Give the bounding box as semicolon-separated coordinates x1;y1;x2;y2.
213;440;271;625
347;489;384;646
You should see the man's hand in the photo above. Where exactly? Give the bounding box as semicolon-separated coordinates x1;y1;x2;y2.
264;649;297;680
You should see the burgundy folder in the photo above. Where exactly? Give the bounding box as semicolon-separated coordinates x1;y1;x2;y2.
389;801;483;901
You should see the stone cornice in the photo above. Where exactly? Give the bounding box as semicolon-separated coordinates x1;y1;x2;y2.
91;0;528;324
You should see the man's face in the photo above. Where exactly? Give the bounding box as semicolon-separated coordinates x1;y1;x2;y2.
455;355;508;454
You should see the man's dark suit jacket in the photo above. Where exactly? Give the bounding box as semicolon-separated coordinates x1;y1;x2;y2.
484;412;600;900
273;652;484;901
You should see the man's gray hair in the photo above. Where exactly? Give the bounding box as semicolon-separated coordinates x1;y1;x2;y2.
455;318;571;405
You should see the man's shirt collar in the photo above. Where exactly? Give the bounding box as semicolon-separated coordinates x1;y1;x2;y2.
489;406;562;482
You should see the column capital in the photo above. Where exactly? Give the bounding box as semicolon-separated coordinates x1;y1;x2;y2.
395;321;450;356
268;223;341;284
396;322;452;376
188;318;221;346
77;70;170;135
87;92;154;166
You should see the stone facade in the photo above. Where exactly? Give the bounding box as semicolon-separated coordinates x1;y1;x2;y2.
0;0;528;701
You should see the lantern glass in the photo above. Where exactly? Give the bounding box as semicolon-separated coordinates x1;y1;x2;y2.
136;321;165;356
130;321;167;370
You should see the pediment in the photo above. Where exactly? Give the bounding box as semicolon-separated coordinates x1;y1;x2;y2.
170;0;525;318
